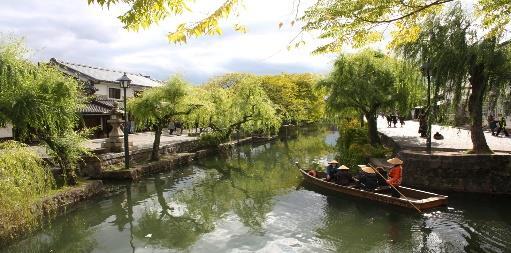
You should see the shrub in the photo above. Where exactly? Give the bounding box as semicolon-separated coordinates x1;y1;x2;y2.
0;141;55;242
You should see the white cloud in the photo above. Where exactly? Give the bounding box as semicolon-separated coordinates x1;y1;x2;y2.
0;0;336;84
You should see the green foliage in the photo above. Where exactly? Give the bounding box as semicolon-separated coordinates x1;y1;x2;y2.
129;76;200;160
321;50;396;114
129;76;195;129
0;39;87;185
321;50;401;145
260;73;326;124
87;0;243;43
301;0;511;53
395;4;511;152
0;141;55;242
189;74;282;141
335;121;390;170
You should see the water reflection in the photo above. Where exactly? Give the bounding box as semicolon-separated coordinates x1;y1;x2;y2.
2;129;511;253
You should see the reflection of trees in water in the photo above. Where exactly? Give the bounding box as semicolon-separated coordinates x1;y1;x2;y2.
132;129;335;250
3;215;96;253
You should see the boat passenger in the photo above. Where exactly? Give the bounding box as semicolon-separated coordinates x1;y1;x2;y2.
325;160;339;181
354;165;378;191
333;165;354;186
375;167;388;187
386;157;403;198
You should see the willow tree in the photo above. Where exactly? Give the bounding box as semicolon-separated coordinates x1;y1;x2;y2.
301;0;511;53
0;40;87;185
396;5;511;153
128;76;201;161
87;0;244;43
321;50;396;145
260;73;325;124
190;74;281;141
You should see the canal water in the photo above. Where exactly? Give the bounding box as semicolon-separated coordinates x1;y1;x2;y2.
3;128;511;253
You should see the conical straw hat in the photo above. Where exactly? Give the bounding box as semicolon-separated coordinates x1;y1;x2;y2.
328;160;339;164
360;166;376;174
387;157;403;165
338;165;350;170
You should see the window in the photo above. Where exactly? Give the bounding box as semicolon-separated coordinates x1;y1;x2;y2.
134;90;144;97
109;88;121;99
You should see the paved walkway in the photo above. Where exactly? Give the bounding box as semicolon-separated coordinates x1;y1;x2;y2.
85;131;197;151
377;118;511;153
32;131;198;158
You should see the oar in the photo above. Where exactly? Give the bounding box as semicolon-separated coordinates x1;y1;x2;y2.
368;163;422;213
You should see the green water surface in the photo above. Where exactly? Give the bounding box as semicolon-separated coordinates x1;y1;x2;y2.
3;128;511;253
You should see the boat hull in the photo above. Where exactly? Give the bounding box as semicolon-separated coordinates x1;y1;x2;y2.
300;169;448;211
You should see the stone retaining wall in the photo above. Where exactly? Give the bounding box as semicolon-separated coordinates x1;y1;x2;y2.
79;139;204;178
100;149;214;181
1;180;105;247
399;150;511;194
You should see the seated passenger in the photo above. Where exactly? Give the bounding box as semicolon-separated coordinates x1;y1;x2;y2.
375;167;388;187
324;160;339;181
333;165;354;186
354;165;378;191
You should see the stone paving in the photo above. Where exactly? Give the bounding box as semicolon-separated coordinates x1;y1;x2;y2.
32;131;198;158
85;131;197;151
377;117;511;153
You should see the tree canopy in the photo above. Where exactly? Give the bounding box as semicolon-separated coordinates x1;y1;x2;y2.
395;4;511;153
87;0;244;43
0;40;88;184
301;0;511;53
128;76;200;160
321;50;397;145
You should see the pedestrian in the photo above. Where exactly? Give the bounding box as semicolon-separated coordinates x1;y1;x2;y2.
392;115;398;128
488;114;497;136
398;116;405;127
168;121;175;135
175;121;183;135
418;113;427;138
386;115;392;127
495;116;509;137
386;157;403;198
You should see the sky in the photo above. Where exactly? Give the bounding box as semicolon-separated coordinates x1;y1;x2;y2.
0;0;337;84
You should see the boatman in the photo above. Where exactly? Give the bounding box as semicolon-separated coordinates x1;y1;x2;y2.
386;157;403;198
325;160;339;181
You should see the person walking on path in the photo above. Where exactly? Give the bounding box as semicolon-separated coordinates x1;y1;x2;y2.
488;114;498;136
495;116;509;137
168;121;176;135
386;157;403;198
398;116;405;127
386;115;392;127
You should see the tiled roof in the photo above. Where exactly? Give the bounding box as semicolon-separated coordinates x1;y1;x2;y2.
51;58;162;88
79;96;125;114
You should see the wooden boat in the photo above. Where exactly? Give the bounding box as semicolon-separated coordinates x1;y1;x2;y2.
299;169;448;211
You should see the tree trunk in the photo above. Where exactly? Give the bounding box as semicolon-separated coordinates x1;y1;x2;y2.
365;111;380;146
151;125;162;161
468;64;492;154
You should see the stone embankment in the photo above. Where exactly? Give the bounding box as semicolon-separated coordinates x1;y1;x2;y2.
377;119;511;194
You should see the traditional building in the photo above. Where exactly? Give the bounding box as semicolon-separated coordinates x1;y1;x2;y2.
50;58;162;138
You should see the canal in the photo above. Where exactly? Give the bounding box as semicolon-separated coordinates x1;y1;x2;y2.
3;128;511;252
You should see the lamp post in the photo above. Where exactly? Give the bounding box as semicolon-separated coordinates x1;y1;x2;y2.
117;72;132;170
421;62;432;153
